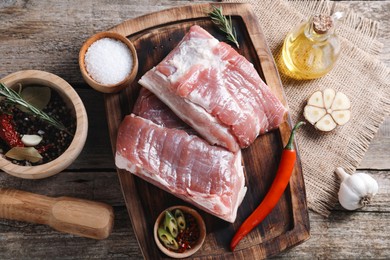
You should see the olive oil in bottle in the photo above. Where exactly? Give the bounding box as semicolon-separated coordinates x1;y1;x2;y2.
281;13;343;80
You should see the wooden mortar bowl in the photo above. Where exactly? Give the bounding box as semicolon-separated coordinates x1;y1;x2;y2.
79;31;138;93
154;205;206;258
0;70;88;179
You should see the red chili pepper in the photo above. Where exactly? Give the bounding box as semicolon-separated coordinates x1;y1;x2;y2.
230;121;305;251
0;114;24;147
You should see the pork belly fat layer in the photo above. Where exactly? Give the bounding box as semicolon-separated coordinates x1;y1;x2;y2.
133;87;196;135
139;25;286;152
115;114;246;223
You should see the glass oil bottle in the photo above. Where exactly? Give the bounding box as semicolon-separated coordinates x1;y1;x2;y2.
281;12;343;80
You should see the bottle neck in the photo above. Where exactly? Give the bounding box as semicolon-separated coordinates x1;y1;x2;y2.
304;16;335;42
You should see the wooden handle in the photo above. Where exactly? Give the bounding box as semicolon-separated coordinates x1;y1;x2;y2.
0;188;114;239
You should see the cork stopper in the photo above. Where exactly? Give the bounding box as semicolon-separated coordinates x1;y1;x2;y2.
313;14;333;34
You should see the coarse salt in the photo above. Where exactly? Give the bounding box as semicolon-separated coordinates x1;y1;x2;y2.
84;38;133;85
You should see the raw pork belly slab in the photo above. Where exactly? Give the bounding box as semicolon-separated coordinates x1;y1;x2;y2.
139;25;287;152
115;114;247;223
133;87;196;135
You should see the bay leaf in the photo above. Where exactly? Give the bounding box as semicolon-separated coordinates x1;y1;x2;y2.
5;147;43;163
19;86;51;112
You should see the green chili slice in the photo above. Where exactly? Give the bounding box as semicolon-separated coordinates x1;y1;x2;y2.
158;227;179;250
163;210;178;238
174;209;186;231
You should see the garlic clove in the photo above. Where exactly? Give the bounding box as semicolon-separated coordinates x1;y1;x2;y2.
303;105;327;124
331;110;351;125
331;92;351;110
315;114;337;131
323;88;336;109
335;167;349;181
345;173;370;198
307;90;323;107
21;134;43;146
356;172;379;196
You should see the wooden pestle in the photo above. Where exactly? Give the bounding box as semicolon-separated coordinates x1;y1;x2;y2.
0;188;114;239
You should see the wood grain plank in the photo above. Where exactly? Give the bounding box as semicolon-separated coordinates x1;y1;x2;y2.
0;0;389;259
346;1;390;170
0;171;141;259
1;169;388;259
0;0;215;87
278;169;390;258
360;120;390;170
73;89;115;170
278;212;390;259
0;206;143;259
0;171;123;206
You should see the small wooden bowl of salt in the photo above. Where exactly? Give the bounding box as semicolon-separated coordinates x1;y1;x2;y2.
79;31;138;93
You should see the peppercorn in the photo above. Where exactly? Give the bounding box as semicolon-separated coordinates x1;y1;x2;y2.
0;89;76;165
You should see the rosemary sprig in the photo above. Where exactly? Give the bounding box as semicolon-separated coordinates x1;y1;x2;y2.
208;5;239;48
0;82;71;135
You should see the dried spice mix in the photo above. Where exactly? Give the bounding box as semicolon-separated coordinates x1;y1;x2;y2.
0;83;76;166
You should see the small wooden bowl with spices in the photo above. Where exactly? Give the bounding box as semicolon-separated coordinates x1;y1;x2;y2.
0;70;88;179
154;205;206;258
79;31;138;93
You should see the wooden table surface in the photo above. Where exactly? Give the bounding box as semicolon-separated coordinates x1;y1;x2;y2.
0;1;389;259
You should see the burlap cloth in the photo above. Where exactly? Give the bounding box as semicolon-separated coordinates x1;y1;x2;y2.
224;0;390;216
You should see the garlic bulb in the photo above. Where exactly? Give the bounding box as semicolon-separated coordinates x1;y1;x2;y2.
335;167;379;210
304;89;351;131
